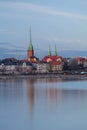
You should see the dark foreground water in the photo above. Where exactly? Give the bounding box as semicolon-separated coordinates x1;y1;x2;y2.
0;78;87;130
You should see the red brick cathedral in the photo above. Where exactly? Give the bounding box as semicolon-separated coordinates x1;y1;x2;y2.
27;28;39;62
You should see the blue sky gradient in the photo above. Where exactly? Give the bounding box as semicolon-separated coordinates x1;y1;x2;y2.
0;0;87;58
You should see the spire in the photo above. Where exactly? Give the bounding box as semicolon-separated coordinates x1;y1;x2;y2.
28;27;33;51
30;26;32;44
48;45;51;56
54;45;57;56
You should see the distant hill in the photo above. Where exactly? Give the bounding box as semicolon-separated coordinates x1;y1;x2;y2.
36;50;87;59
58;50;87;58
0;44;87;59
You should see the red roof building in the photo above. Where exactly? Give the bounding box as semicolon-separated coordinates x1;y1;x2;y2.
42;55;63;64
76;57;87;68
42;46;63;72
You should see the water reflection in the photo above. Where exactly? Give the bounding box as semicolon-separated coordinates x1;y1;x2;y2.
27;78;87;117
27;80;35;119
0;78;87;130
0;79;24;102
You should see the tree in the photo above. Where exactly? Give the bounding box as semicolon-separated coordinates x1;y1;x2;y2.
68;58;78;70
63;59;68;70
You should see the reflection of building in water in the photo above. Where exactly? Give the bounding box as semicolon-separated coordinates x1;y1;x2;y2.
27;78;63;112
27;79;35;118
27;79;86;116
45;78;62;83
36;78;62;84
44;88;62;107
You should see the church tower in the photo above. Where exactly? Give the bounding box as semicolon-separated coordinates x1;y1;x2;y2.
54;45;57;56
48;45;51;56
27;27;34;61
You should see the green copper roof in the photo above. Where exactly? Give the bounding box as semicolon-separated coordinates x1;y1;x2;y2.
54;45;57;56
28;43;33;50
28;27;34;51
48;45;51;56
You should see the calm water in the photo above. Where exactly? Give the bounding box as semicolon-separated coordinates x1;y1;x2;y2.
0;78;87;130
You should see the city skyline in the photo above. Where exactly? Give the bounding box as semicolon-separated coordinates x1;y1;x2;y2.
1;0;87;58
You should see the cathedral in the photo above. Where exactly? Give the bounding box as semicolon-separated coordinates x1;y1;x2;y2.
42;45;63;63
27;28;39;63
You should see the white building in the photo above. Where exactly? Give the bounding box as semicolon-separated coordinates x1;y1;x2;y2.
34;62;50;73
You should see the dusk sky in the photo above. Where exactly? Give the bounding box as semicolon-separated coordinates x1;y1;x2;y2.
0;0;87;58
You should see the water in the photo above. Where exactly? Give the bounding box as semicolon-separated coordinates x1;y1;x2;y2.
0;78;87;130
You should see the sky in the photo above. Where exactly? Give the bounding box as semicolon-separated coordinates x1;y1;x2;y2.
0;0;87;59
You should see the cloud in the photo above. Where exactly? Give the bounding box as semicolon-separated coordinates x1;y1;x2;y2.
46;37;87;50
6;51;26;56
0;29;17;34
0;1;87;20
46;37;85;44
0;42;27;51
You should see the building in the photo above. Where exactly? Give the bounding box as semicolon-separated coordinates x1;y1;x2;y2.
76;57;84;65
49;61;63;72
76;57;87;68
42;46;63;72
34;61;50;73
27;28;39;63
0;58;18;74
18;60;33;74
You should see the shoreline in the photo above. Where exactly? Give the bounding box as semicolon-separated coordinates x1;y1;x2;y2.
0;73;87;81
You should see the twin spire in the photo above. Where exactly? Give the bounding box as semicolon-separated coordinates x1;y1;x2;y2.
48;45;57;56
